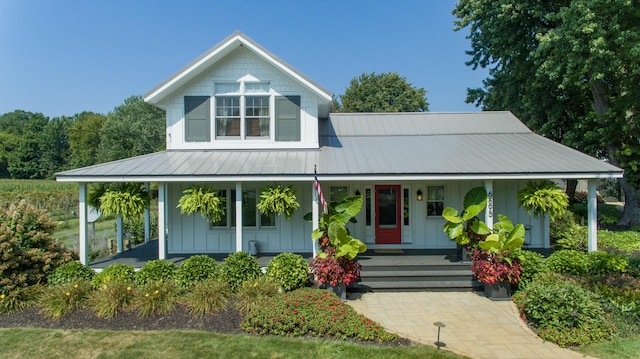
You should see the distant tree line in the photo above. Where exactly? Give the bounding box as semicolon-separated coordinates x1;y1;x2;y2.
0;95;165;179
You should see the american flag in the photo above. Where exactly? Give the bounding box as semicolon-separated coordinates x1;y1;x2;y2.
314;166;328;214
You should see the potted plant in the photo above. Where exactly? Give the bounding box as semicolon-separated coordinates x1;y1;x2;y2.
177;185;225;222
471;215;525;300
256;185;299;220
309;196;367;300
442;187;491;261
517;180;569;219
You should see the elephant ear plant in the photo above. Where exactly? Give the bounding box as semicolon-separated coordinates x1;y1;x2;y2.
310;196;367;289
442;187;491;246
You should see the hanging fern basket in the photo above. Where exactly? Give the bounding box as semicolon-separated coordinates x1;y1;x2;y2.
177;185;225;223
257;185;300;220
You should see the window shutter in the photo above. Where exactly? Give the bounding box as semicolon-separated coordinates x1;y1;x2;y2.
275;96;300;141
185;96;210;142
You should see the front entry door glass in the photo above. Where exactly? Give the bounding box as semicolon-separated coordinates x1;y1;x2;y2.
375;185;401;244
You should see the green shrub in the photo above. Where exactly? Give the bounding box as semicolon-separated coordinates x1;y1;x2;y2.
182;278;231;317
88;280;136;318
545;250;589;276
266;252;310;292
587;251;628;277
175;255;219;288
550;210;580;245
235;276;279;313
590;275;640;337
242;287;398;342
39;280;93;319
513;272;614;347
90;264;136;288
219;252;261;292
0;285;44;314
47;261;95;286
133;280;179;317
123;212;158;247
0;201;76;294
134;260;177;286
517;250;545;289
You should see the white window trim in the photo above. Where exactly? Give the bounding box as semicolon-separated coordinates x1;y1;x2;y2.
426;185;446;218
213;81;272;141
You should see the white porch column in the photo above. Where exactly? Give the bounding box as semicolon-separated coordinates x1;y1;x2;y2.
588;180;598;252
78;183;89;265
235;182;243;252
312;182;319;257
116;216;123;253
484;180;494;230
144;182;150;243
157;182;166;260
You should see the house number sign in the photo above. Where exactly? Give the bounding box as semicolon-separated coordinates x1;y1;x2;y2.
487;190;493;218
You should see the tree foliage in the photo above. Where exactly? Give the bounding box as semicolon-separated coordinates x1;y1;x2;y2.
68;111;107;168
339;72;429;112
454;0;640;226
97;95;165;163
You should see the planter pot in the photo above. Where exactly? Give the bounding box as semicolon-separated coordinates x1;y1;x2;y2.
484;281;512;301
456;244;471;262
327;283;347;301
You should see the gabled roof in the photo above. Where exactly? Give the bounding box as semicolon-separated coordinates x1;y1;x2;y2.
56;112;623;182
144;31;333;106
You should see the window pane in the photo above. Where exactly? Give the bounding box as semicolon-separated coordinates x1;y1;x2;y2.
365;189;371;226
245;83;269;93
242;190;257;227
216;97;240;137
427;186;445;216
330;186;348;203
261;213;275;227
215;83;240;94
245;96;270;137
378;188;397;227
404;188;409;226
211;190;227;227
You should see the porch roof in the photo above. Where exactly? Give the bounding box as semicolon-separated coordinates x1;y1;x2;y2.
56;111;623;183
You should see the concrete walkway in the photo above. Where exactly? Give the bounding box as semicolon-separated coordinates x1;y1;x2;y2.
347;291;595;359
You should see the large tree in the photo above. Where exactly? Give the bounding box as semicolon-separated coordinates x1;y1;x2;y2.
97;95;165;163
454;0;640;226
68;111;107;168
339;72;429;112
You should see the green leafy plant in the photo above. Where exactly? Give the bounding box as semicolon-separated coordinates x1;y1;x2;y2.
517;180;569;220
0;285;44;314
90;263;136;288
175;255;219;288
628;253;640;277
88;280;136;318
134;259;177;286
219;252;261;292
257;185;299;220
442;187;491;246
39;280;92;319
587;251;628;277
545;250;589;277
99;183;150;219
265;252;310;292
134;280;179;317
241;287;398;342
517;250;545;289
513;272;614;347
182;278;231;317
235;276;279;313
47;261;95;286
177;185;225;222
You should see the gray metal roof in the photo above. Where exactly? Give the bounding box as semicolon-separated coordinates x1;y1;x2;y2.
56;112;623;182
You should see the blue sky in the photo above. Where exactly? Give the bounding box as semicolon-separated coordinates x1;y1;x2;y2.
0;0;489;118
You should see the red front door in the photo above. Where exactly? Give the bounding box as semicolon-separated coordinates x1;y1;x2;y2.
375;185;402;244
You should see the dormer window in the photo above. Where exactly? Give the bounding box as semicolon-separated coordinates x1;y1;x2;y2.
215;82;270;139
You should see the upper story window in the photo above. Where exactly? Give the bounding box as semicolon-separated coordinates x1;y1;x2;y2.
215;82;270;139
184;83;301;143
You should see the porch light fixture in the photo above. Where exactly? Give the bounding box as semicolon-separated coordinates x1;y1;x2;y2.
416;189;423;201
355;189;361;196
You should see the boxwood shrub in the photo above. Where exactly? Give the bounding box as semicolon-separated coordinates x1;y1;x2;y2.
587;251;628;277
175;255;219;288
513;272;614;347
517;250;544;289
90;263;135;288
544;250;589;276
266;252;310;292
47;260;95;286
134;259;177;285
219;252;261;292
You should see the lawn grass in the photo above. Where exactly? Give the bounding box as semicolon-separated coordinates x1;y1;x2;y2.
575;335;640;359
0;328;466;359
